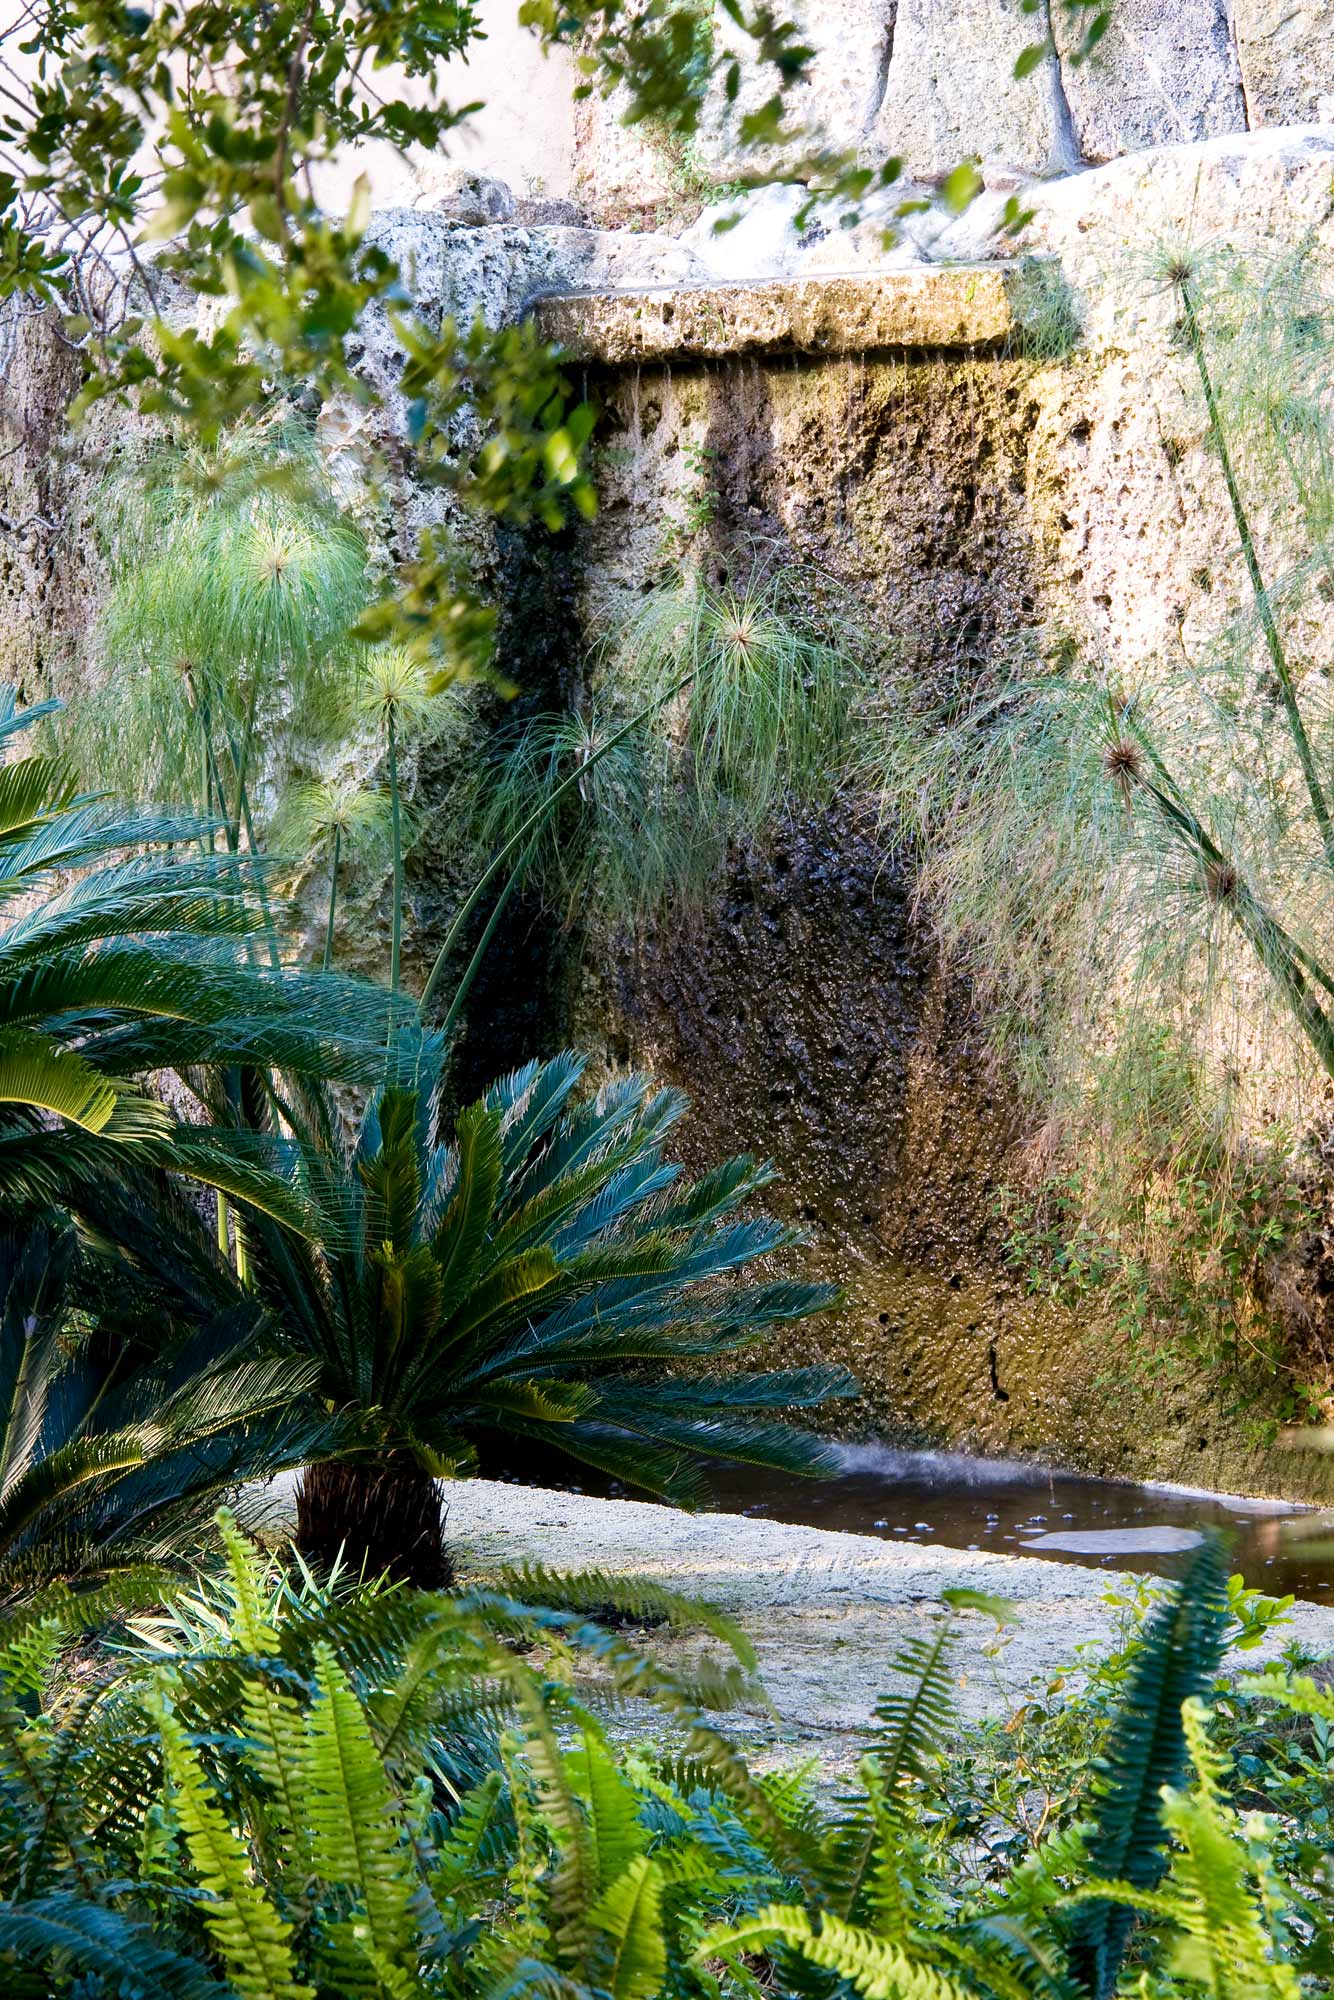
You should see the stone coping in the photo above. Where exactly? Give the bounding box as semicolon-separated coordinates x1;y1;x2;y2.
440;1479;1334;1764
529;263;1025;364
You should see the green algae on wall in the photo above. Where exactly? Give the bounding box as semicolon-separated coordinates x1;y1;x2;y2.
554;334;1330;1501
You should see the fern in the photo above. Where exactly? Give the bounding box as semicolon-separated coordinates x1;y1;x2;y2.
0;1892;226;1998
831;1616;959;1923
566;1729;646;1892
299;1642;420;1990
697;1903;984;2000
1065;1697;1300;2000
151;1681;311;2000
0;1511;1301;2000
491;1564;756;1666
1066;1539;1230;2000
587;1853;667;2000
430;1767;508;1901
1236;1664;1334;1725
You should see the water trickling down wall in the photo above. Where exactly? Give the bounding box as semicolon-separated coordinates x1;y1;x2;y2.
518;135;1334;1498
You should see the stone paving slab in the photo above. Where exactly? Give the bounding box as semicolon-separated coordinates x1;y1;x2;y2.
442;1480;1334;1769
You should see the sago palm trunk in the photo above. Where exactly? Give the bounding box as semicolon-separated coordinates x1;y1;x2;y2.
294;1453;453;1589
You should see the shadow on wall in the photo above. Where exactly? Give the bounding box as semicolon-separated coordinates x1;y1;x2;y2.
546;341;1286;1495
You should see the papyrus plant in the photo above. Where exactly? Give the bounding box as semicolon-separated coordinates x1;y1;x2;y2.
880;248;1334;1387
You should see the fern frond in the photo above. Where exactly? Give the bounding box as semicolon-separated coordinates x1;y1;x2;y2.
1066;1538;1229;2000
490;1564;756;1667
587;1853;667;2000
832;1619;958;1921
152;1680;311;2000
697;1903;983;2000
300;1641;418;1987
1237;1665;1334;1724
566;1728;646;1892
0;1892;224;1998
431;1768;509;1903
0;1690;100;1896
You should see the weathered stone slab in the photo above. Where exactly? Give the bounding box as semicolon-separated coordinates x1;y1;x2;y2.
570;0;1322;205
701;0;897;175
872;0;1067;178
1055;0;1245;161
530;264;1023;362
1232;0;1334;124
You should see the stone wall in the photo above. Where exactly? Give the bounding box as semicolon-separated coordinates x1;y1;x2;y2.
573;0;1334;215
7;47;1334;1492
521;129;1334;1497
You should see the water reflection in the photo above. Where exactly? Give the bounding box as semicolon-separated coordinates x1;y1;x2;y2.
703;1446;1328;1600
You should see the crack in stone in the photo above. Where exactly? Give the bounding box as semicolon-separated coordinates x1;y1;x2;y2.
861;1;897;141
1044;0;1086;174
1223;0;1255;129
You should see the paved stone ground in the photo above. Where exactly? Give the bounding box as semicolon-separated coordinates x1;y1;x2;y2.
437;1481;1334;1772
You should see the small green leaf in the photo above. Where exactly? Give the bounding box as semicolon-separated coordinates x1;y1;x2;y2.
941;1588;1020;1625
940;161;984;214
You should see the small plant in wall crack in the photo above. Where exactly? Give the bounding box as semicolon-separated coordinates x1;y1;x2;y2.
662;437;721;558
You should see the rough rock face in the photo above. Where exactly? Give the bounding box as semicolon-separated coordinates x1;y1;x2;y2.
876;0;1246;177
1019;129;1334;674
533;129;1334;1495
1233;0;1334;123
9;121;1334;1490
871;0;1077;180
702;0;897;174
1052;0;1246;160
431;167;518;226
573;0;1332;210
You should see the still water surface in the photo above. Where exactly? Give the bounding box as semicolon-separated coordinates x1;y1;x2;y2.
701;1445;1334;1602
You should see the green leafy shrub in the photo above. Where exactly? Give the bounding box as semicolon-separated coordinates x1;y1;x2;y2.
79;424;370;811
67;426;475;988
0;1516;1301;2000
0;676;855;1587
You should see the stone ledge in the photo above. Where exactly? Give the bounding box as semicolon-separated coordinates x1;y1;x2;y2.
529;263;1025;364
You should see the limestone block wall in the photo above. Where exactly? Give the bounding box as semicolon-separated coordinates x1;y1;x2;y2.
573;0;1334;213
6;106;1334;1489
524;130;1334;1496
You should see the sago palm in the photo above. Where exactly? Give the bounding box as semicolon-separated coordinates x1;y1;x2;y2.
0;1222;332;1592
0;685;412;1224
224;1048;850;1586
